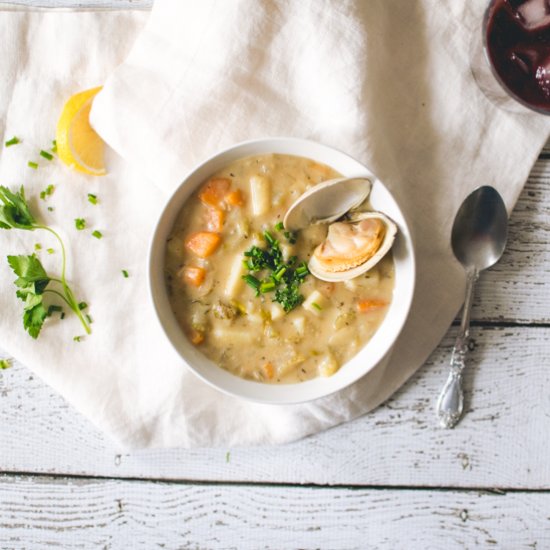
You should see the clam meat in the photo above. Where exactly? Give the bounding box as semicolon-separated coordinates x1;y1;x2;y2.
308;212;397;282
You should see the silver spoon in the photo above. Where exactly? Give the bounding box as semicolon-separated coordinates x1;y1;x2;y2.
436;186;508;428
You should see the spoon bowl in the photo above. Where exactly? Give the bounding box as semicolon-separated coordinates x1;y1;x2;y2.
451;186;508;271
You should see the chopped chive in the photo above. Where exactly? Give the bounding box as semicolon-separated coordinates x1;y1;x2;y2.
273;266;287;282
40;150;53;161
311;302;322;311
5;136;20;147
46;248;54;255
275;221;284;231
263;230;275;245
40;184;55;200
60;312;65;320
296;262;309;278
51;140;57;153
28;161;38;170
0;358;11;369
87;193;98;205
73;335;84;342
121;269;129;278
242;274;261;290
34;243;42;251
78;302;88;311
284;230;297;244
85;314;93;324
260;281;276;293
92;230;103;239
48;305;63;316
75;218;86;230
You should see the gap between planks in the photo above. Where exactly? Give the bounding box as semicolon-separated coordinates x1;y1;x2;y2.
1;471;549;495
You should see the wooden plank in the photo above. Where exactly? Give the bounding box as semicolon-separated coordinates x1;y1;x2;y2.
0;475;548;549
476;160;550;323
2;325;550;488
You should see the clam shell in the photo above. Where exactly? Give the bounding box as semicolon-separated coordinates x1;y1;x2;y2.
308;211;397;282
283;177;371;231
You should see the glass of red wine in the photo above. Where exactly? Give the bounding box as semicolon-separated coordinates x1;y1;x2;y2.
475;0;550;114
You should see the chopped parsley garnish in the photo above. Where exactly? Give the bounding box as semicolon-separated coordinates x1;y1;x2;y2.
47;207;54;212
5;136;20;147
75;218;86;230
0;358;11;369
51;140;57;153
241;225;309;312
92;230;103;239
0;185;91;338
73;335;84;342
78;302;88;311
40;150;53;161
40;185;55;200
85;314;93;324
46;248;54;255
34;243;42;251
28;161;38;170
275;221;284;231
6;254;52;338
87;193;98;205
121;269;129;278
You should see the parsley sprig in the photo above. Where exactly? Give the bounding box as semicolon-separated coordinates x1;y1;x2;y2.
242;226;309;312
0;185;91;338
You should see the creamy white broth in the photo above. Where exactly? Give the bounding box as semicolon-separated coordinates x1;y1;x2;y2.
164;154;395;383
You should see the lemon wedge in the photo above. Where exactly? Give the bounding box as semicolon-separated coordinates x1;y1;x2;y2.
56;86;106;176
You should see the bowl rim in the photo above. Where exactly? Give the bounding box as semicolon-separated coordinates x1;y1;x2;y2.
148;137;416;405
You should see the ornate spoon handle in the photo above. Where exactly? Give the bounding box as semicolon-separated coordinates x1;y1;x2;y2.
436;269;478;428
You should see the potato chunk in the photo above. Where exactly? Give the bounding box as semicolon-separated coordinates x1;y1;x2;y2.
302;290;328;316
318;351;339;377
249;174;271;217
224;253;245;298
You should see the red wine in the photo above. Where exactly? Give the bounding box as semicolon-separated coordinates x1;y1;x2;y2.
486;0;550;111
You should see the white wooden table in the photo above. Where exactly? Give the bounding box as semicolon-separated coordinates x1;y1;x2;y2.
2;1;550;548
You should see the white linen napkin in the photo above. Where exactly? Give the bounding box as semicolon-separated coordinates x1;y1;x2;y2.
1;1;549;449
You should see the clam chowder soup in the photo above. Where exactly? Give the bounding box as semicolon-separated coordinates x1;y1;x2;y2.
164;154;395;383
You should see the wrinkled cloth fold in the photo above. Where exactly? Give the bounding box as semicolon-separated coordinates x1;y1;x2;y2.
0;1;548;448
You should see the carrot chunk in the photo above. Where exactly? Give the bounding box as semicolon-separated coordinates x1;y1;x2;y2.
181;265;206;287
263;362;274;380
226;189;245;207
199;177;231;208
205;207;225;232
185;231;221;258
189;328;204;345
357;299;388;313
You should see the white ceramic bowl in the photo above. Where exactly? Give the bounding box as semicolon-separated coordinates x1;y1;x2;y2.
149;138;415;404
